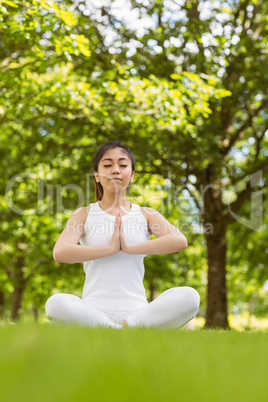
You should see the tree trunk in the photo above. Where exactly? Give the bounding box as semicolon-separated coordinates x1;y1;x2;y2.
0;290;4;318
11;254;26;322
33;304;39;323
11;284;24;322
202;173;230;329
149;279;158;301
205;225;229;329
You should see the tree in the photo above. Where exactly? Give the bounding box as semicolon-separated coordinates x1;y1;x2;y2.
1;0;267;328
0;0;93;320
1;0;220;321
81;0;268;328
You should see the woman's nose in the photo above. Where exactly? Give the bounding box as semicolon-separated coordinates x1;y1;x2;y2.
112;165;120;173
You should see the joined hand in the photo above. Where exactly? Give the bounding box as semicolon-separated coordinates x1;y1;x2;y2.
119;211;131;253
112;210;132;254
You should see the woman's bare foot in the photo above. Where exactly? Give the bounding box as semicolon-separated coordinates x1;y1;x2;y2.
119;319;129;328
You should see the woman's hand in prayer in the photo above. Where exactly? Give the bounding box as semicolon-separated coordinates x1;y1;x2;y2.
119;214;132;254
110;210;121;254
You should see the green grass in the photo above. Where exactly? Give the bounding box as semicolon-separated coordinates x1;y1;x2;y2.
1;324;268;402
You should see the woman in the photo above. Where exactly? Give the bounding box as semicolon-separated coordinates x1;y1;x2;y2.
45;141;200;329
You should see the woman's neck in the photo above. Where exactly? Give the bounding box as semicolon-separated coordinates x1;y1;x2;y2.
99;195;131;213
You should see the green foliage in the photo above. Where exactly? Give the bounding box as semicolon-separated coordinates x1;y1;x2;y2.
0;0;267;324
227;196;268;317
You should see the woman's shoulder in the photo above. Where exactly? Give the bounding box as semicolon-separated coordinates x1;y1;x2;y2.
69;205;91;224
140;206;158;217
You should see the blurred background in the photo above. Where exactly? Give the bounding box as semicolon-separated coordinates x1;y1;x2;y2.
0;0;267;330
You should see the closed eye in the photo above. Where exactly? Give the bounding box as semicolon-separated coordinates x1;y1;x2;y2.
104;165;128;167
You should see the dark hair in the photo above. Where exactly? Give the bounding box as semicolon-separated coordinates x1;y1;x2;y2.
92;141;136;201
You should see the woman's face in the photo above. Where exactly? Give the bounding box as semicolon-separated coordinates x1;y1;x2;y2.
94;147;134;194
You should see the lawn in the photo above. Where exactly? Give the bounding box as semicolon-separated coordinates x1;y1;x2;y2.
1;323;267;402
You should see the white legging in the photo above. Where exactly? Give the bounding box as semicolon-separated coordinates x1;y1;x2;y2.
45;287;200;329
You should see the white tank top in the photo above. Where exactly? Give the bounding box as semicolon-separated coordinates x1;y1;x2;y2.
79;201;151;308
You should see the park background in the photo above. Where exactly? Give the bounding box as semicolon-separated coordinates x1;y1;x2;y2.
0;0;268;330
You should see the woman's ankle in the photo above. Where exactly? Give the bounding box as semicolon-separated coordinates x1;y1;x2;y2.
119;319;129;328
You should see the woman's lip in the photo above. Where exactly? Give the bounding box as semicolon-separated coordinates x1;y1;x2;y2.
110;178;121;180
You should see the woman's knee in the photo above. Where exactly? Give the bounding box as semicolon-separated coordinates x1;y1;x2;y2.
171;286;200;313
183;287;200;313
45;293;68;318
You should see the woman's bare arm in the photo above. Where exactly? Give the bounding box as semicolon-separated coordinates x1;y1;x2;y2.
120;207;187;255
53;207;121;263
